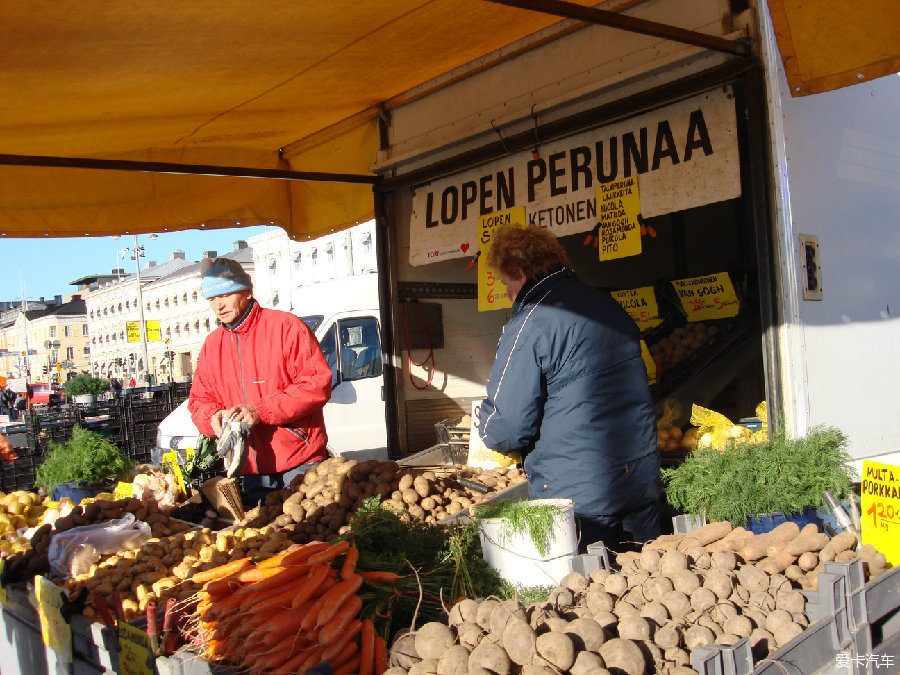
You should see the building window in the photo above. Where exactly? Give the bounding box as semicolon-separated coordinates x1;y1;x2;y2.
293;252;302;265
120;331;125;341
125;300;130;310
173;295;178;306
272;293;279;306
118;303;123;313
166;327;172;339
182;293;188;304
164;298;169;308
204;318;210;330
83;325;89;336
269;257;277;270
192;291;198;302
66;347;74;360
49;326;57;338
64;325;73;337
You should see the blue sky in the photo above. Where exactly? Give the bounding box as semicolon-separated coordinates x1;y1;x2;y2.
2;225;272;304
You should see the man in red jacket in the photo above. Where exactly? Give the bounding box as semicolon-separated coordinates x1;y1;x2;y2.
188;257;333;504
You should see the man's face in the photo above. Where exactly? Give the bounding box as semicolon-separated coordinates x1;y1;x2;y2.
209;290;252;325
499;268;527;303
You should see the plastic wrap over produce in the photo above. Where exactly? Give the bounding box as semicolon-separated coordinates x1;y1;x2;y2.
49;512;151;578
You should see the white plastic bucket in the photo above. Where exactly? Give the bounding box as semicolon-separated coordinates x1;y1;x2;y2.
476;498;577;587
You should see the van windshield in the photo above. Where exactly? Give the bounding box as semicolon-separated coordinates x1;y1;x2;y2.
301;315;324;332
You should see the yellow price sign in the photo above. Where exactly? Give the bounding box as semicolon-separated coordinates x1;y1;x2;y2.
0;559;6;605
611;286;663;330
118;621;154;675
671;272;740;321
861;460;900;567
114;482;134;500
640;340;657;386
161;450;188;495
477;207;526;312
36;575;71;658
597;176;641;261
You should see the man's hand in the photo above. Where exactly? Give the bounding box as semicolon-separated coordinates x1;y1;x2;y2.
223;404;261;427
211;410;225;437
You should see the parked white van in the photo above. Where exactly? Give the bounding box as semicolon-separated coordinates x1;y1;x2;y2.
156;284;388;464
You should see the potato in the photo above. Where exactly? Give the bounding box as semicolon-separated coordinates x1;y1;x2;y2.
654;623;681;649
723;615;753;638
550;588;574;611
436;645;470;675
658;590;690;620
476;599;501;630
501;620;536;665
457;622;486;649
408;658;438;675
535;632;575;672
564;617;606;652
468;641;511;675
413;476;431;499
413;622;455;661
570;651;605;675
659;550;689;576
773;621;803;648
449;598;479;626
670;570;700;595
617;616;652;641
490;600;526;636
604;573;628;597
711;550;737;571
586;588;615;615
390;631;421;669
775;588;805;614
599;638;646;675
559;571;589;594
520;666;559;675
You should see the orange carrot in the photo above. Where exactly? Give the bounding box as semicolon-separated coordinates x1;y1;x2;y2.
316;574;363;628
359;570;400;584
243;581;298;613
300;593;330;632
277;646;319;675
290;564;330;609
191;557;252;585
236;562;311;596
329;640;359;670
278;540;331;566
307;540;350;565
260;611;308;646
298;644;329;673
334;654;362;675
255;543;302;569
235;565;283;584
373;635;388;675
203;588;244;620
320;619;362;664
340;547;360;580
318;594;363;645
359;618;376;675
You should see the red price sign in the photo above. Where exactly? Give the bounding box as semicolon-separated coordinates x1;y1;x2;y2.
672;273;740;322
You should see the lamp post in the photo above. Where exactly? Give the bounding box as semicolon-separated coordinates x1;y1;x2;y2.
121;233;157;386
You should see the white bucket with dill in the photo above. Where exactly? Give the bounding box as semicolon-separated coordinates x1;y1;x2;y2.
474;498;577;587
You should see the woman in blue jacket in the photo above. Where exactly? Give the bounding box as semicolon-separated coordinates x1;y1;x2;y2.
478;225;662;553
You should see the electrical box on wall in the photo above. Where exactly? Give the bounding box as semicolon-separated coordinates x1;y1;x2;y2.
799;234;822;301
402;301;444;349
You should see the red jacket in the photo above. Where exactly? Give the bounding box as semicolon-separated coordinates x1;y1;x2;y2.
188;302;332;474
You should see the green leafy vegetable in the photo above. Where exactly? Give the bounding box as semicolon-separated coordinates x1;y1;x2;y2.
35;425;132;492
475;499;569;557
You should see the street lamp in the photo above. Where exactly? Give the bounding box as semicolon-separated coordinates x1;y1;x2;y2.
120;233;158;386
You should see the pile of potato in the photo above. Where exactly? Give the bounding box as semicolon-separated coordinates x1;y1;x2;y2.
0;490;52;555
2;496;194;582
386;520;889;675
650;322;717;373
238;457;526;542
66;523;295;624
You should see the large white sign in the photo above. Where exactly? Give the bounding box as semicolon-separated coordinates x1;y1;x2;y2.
409;87;741;266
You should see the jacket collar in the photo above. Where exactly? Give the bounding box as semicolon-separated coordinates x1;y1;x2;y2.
223;298;259;333
513;266;573;311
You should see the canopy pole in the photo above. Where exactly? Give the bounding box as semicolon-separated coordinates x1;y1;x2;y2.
485;0;751;56
0;153;380;185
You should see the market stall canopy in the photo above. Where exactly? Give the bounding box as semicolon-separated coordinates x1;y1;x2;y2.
765;0;900;97
0;1;574;240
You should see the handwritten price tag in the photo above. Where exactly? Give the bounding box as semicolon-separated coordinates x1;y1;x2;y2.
114;482;134;500
35;575;71;658
477;208;525;312
671;272;740;321
0;559;6;605
861;460;900;566
118;621;154;675
611;286;663;330
597;176;642;261
161;451;187;496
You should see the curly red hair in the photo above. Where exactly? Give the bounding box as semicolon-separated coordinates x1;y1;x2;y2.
488;224;572;279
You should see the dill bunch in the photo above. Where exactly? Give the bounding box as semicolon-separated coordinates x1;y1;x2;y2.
475;499;569;557
662;424;854;527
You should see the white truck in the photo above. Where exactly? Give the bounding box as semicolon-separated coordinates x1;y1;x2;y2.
156;275;388;463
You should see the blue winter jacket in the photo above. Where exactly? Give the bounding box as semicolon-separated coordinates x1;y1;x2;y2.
478;267;659;518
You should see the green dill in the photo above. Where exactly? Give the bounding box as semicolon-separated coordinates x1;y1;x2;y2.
662;424;854;527
35;426;132;493
475;499;569;557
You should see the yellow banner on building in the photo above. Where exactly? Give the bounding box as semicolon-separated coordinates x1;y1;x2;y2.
146;321;161;342
477;207;525;312
126;320;161;342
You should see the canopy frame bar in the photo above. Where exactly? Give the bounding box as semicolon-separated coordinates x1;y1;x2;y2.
0;153;380;185
485;0;751;56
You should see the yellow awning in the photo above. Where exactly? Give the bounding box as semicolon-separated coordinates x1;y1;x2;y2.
0;1;568;239
766;0;900;96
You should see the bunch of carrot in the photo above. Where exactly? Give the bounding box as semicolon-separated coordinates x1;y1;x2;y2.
187;539;395;675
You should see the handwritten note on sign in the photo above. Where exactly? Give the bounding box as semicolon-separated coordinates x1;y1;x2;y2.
36;575;71;658
861;460;900;567
597;177;641;261
611;286;663;330
118;621;155;675
478;208;526;312
671;272;740;321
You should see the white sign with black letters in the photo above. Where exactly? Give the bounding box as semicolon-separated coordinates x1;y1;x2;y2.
409;86;740;266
